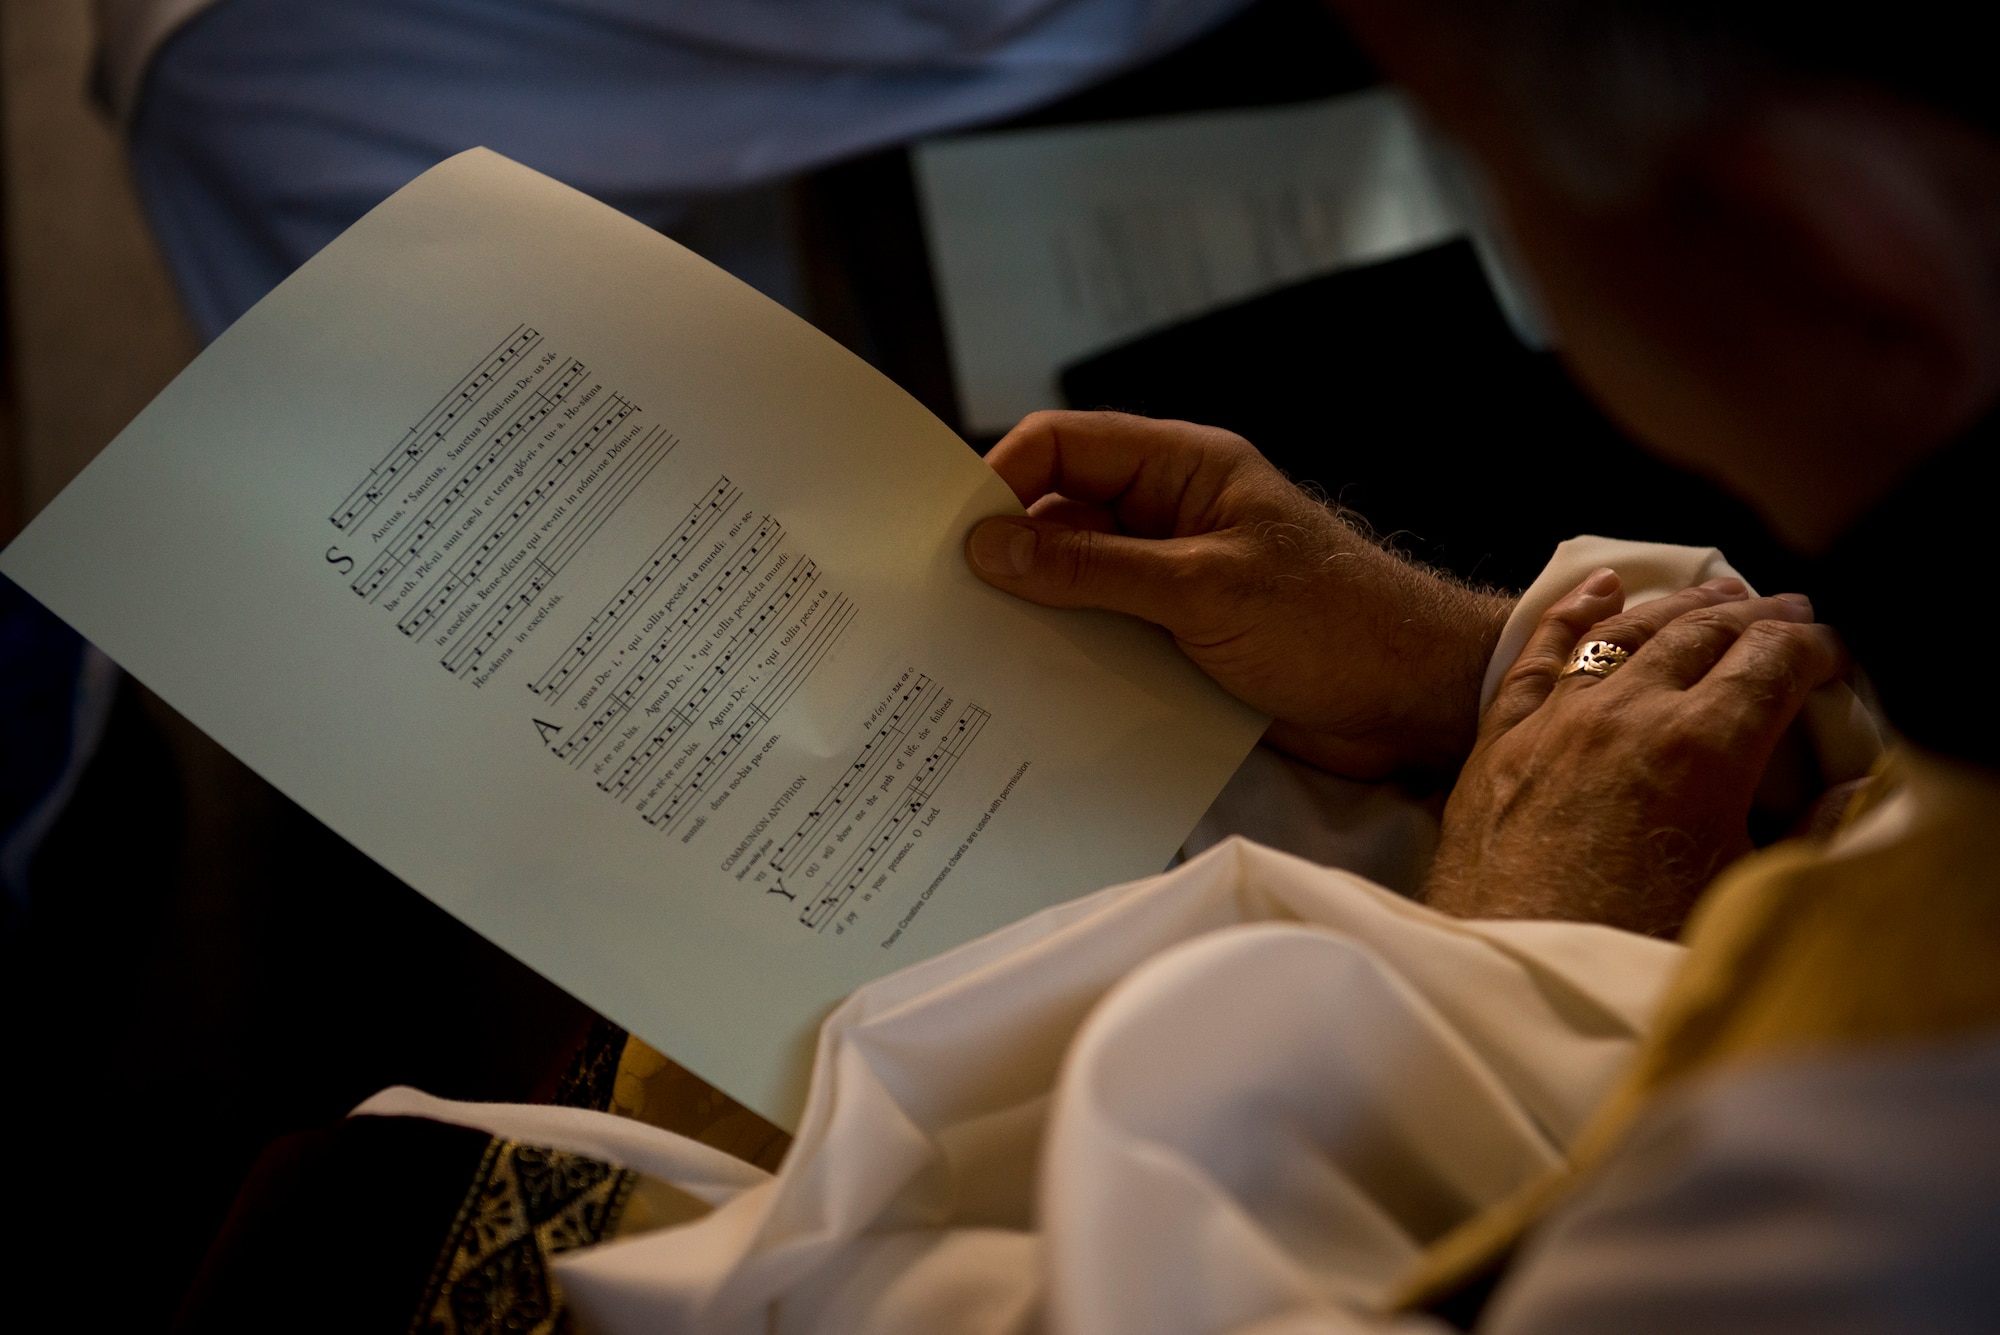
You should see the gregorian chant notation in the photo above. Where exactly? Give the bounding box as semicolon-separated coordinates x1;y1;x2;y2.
629;589;854;835
439;426;677;676
798;699;990;931
349;358;591;603
549;514;784;766
598;557;820;799
514;490;857;843
330;325;541;533
527;477;738;702
770;673;933;877
328;322;861;872
397;393;642;639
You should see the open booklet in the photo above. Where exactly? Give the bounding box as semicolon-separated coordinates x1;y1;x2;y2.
1;149;1264;1127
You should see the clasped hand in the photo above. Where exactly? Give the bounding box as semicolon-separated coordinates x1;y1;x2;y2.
1423;570;1845;935
967;411;1847;936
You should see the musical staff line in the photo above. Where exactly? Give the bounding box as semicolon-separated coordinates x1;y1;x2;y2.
331;324;541;532
602;557;823;801
800;701;990;931
351;358;589;602
527;476;738;702
439;425;678;676
326;322;865;883
636;591;856;836
552;514;783;768
770;674;934;877
397;391;640;638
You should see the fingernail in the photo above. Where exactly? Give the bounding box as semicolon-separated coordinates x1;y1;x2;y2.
1778;591;1813;611
1582;567;1619;596
1702;577;1749;598
969;519;1036;577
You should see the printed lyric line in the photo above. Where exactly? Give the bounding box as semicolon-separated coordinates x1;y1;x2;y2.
551;515;782;768
526;476;738;701
397;392;640;639
350;358;590;602
330;323;540;532
439;426;679;676
800;702;989;930
768;673;935;878
636;592;856;837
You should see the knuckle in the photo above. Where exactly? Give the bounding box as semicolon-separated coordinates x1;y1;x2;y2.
1501;658;1559;702
1580;612;1631;642
1546;607;1597;636
1208;427;1258;459
1169;416;1255;456
1546;597;1608;636
1644;607;1738;656
1739;617;1815;652
1665;706;1732;756
1733;621;1820;683
1674;605;1740;635
1510;646;1564;680
1586;588;1708;642
1010;409;1071;445
1592;603;1681;645
1165;542;1230;599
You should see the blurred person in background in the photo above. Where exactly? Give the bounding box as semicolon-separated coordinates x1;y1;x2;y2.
98;0;1254;339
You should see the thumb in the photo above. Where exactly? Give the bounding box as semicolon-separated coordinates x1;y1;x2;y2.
966;516;1205;628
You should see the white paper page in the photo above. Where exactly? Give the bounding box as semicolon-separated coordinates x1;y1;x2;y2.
914;90;1465;434
1;149;1263;1127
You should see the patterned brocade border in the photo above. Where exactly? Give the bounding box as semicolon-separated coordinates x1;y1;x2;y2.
409;1138;637;1335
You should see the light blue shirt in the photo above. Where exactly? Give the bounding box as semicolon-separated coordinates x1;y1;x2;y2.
125;0;1249;337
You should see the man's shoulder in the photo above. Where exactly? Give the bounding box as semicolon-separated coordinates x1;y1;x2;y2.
1653;749;2000;1080
1487;1028;2000;1333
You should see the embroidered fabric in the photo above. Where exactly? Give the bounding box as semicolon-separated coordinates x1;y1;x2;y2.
410;1139;637;1335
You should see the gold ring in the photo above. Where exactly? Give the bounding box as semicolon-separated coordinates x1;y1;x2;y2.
1560;640;1631;681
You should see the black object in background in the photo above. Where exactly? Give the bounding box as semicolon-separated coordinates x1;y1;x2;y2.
1062;240;1807;594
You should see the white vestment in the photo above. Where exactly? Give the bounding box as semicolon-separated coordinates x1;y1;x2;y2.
368;837;1682;1335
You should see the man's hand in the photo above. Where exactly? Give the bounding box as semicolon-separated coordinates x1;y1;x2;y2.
964;411;1513;780
1421;570;1846;937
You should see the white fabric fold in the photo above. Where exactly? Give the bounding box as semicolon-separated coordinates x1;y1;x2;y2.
350;1085;769;1206
1480;536;1745;714
544;838;1681;1334
1480;535;1881;784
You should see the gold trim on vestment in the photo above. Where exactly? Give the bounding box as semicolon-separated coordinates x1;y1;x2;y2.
1393;750;2000;1311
